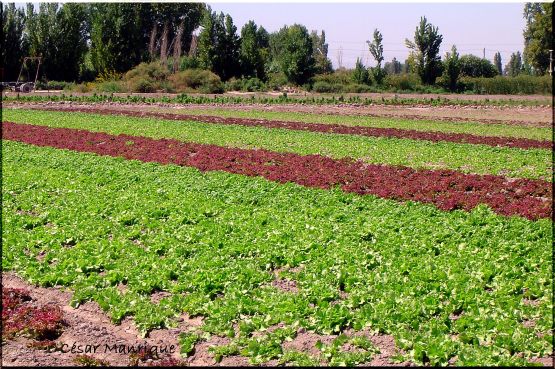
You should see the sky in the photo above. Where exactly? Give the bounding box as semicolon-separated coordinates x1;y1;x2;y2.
207;2;527;68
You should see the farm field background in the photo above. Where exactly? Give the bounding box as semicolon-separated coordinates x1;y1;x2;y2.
2;98;553;366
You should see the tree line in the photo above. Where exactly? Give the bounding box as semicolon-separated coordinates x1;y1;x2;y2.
2;2;552;90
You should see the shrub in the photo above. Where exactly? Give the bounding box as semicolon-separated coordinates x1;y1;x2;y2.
224;78;243;92
267;72;288;91
71;82;93;93
241;77;266;92
95;80;125;93
312;81;339;93
35;81;74;91
125;62;170;82
179;56;200;71
124;62;170;93
129;78;155;93
460;75;552;95
169;69;223;93
313;69;353;85
384;73;421;91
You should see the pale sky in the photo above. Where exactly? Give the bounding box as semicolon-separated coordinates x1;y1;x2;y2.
207;2;527;68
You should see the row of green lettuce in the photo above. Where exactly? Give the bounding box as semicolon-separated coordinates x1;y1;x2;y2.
145;106;552;141
3;109;551;181
3;141;552;365
2;92;551;107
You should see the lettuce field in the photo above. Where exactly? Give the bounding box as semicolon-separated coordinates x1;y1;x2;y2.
2;101;553;366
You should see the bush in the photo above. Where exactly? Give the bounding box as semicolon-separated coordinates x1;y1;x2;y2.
460;75;552;95
129;78;155;93
267;72;288;91
224;78;243;92
125;62;170;93
35;81;74;90
312;81;341;93
169;69;223;93
242;77;266;92
313;69;353;85
95;80;125;93
179;56;200;71
125;62;170;82
384;73;421;91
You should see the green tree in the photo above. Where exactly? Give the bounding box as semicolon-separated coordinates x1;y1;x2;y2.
311;30;333;74
239;21;268;79
523;3;552;75
459;54;498;77
220;14;240;80
442;45;460;91
493;52;503;75
2;3;28;81
269;24;315;85
352;57;369;84
505;52;523;77
89;3;150;74
197;8;217;72
25;3;88;81
405;16;443;84
197;10;240;81
384;58;402;75
367;29;385;84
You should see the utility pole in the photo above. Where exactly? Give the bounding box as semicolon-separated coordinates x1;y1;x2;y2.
549;49;553;76
483;48;485;59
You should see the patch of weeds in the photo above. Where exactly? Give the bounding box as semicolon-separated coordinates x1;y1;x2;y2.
178;331;202;357
73;355;110;366
279;350;320;366
2;288;65;341
316;334;379;366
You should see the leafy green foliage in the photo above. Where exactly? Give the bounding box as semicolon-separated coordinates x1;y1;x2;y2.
442;45;460;91
178;331;202;357
2;140;552;366
506;52;524;77
311;30;333;75
2;3;28;81
239;21;268;80
367;29;385;85
405;16;443;85
25;3;88;82
154;106;551;141
197;9;240;81
352;58;369;85
523;3;552;75
316;334;379;366
4;109;551;180
459;54;498;78
269;24;315;85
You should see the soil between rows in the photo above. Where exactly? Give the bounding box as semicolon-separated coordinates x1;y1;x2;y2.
2;122;551;220
8;105;551;150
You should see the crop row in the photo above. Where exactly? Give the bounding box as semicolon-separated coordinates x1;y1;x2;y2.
3;92;550;107
3;140;552;365
3;122;551;220
22;106;551;150
4;109;550;180
147;106;552;138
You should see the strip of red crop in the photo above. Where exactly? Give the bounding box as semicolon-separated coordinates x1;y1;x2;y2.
20;106;552;150
3;122;551;220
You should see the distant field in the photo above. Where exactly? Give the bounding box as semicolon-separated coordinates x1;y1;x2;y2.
2;101;552;366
